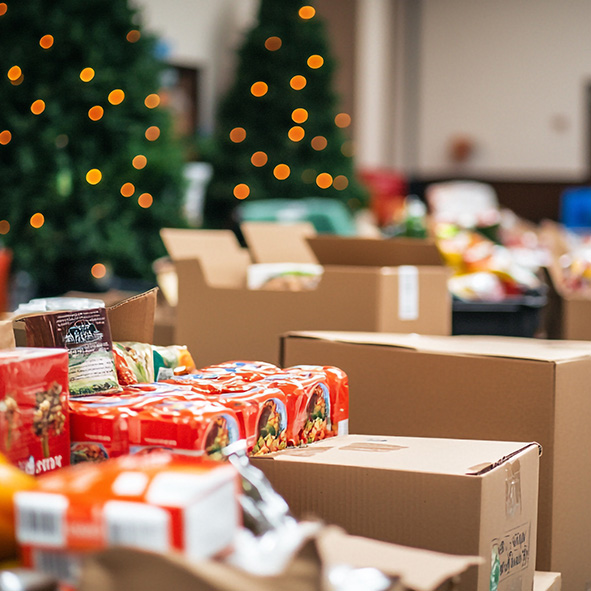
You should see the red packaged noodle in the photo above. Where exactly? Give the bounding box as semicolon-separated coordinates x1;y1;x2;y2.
69;384;201;465
162;372;249;395
69;399;137;464
264;365;349;446
209;385;288;455
15;451;242;577
284;365;349;438
0;348;70;475
198;360;281;382
128;399;242;458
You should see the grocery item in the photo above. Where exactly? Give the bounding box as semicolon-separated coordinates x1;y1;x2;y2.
68;384;205;464
281;365;349;443
113;342;197;386
15;451;241;560
0;348;70;475
22;308;120;397
128;399;242;458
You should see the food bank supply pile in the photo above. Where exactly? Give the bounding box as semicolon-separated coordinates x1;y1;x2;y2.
69;360;349;462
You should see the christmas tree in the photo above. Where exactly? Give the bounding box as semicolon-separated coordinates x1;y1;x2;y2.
202;0;368;230
0;0;187;297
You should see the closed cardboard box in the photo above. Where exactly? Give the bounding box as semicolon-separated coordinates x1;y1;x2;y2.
160;224;450;366
252;434;540;591
280;331;591;590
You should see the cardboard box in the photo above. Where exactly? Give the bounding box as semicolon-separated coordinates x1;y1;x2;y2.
75;526;482;591
251;435;539;591
9;288;158;347
534;572;562;591
160;223;450;366
280;331;591;590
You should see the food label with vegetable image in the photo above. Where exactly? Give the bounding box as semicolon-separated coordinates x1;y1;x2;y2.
252;398;288;456
24;308;121;397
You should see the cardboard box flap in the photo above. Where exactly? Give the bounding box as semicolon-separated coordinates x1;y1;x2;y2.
107;288;157;343
0;318;15;349
283;331;591;363
258;434;538;477
317;528;482;591
78;526;481;591
306;236;444;267
241;221;318;264
160;228;250;287
12;289;157;346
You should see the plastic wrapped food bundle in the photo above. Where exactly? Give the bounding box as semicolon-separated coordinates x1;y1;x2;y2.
198;361;282;382
0;348;70;475
266;365;350;445
113;343;197;386
69;384;213;464
212;386;289;456
127;399;242;458
165;362;349;454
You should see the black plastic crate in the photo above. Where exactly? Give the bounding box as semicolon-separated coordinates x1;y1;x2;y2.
452;289;547;338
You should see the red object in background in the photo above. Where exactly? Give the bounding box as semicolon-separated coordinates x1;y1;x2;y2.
0;348;70;475
0;248;12;314
358;168;407;227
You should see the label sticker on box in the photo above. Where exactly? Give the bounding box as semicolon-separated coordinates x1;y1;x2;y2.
490;521;531;589
398;265;419;321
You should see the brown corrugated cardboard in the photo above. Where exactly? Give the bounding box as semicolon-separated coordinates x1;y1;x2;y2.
78;526;481;591
160;225;451;366
534;572;562;591
251;435;539;591
280;331;591;590
0;318;15;348
10;288;158;346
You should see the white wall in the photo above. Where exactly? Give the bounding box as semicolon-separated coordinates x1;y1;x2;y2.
133;0;257;134
416;0;591;180
133;0;591;181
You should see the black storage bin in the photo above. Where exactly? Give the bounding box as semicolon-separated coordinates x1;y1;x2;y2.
452;289;547;337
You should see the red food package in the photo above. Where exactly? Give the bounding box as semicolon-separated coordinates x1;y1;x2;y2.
283;365;350;437
199;360;281;382
128;399;242;457
209;385;288;455
15;452;242;575
69;398;137;464
0;348;70;475
69;384;202;465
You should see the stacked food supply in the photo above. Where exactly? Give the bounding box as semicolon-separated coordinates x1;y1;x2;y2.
69;360;349;462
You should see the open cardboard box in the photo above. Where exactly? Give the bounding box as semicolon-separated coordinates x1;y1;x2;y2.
159;223;450;366
78;525;482;591
7;288;158;347
251;435;539;591
280;331;591;590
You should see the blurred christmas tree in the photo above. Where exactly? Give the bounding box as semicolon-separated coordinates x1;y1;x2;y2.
202;0;368;230
0;0;187;297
